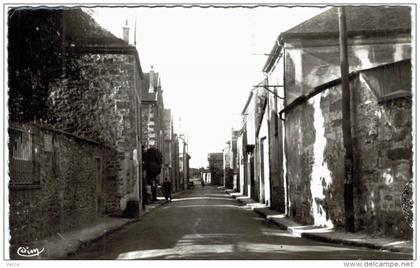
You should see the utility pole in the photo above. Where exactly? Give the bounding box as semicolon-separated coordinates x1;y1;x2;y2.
183;140;187;190
179;134;188;190
338;6;355;232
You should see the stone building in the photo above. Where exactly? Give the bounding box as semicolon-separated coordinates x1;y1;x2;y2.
172;133;181;192
254;80;271;206
179;147;191;190
262;38;287;213
8;123;120;257
223;130;240;189
208;152;224;186
141;69;165;184
235;80;271;204
230;130;240;191
201;169;212;184
163;109;172;181
237;92;253;196
235;131;244;193
277;6;412;238
8;8;144;252
163;109;181;192
222;141;233;189
238;89;260;200
231;6;412;240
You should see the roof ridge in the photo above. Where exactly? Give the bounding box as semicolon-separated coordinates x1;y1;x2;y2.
283;6;411;38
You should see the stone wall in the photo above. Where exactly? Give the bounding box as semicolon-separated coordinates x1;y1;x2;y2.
352;66;413;238
9;123;120;252
286;103;319;225
284;61;413;238
46;53;139;151
44;52;142;214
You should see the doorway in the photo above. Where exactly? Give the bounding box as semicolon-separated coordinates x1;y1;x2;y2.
95;157;103;217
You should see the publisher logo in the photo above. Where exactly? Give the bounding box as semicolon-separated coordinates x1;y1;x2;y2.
17;246;44;257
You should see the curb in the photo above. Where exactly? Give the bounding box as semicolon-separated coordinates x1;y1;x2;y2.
72;190;189;258
68;199;168;259
40;191;188;259
24;217;137;260
71;218;137;256
300;232;392;252
300;232;413;254
222;189;413;254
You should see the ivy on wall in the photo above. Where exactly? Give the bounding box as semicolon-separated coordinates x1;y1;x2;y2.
7;8;87;123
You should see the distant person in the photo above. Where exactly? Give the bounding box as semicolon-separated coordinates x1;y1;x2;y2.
163;177;172;202
146;184;152;203
201;180;205;187
151;179;158;201
142;184;148;209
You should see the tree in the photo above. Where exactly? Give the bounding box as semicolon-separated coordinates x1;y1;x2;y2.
142;147;163;183
8;8;81;123
8;8;124;124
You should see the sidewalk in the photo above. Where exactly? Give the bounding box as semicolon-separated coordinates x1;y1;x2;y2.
22;192;184;260
222;188;413;255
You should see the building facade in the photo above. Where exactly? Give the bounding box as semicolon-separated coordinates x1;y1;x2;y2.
262;37;287;213
8;8;144;252
141;70;165;184
231;6;412;240
208;153;224;186
223;130;240;190
163;109;173;182
280;6;412;238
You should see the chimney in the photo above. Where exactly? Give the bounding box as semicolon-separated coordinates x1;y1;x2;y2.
123;19;129;43
149;65;155;93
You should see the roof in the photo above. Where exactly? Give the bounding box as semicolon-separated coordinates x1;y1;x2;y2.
241;91;254;115
9;8;131;49
208;153;223;160
263;6;411;73
262;36;283;74
282;6;411;39
63;9;130;48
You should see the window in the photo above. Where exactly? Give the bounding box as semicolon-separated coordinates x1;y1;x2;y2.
9;127;39;185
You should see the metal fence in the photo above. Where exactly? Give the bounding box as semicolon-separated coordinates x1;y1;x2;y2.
8;127;38;185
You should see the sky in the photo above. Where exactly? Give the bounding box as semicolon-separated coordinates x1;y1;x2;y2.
90;5;328;168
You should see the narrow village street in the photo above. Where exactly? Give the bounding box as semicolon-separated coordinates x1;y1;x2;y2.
70;186;412;260
5;5;415;264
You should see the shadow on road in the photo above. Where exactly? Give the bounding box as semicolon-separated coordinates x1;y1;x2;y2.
71;186;412;260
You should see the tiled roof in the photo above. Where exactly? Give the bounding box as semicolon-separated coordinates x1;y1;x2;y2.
62;8;130;47
208;153;223;160
8;8;132;49
283;6;411;38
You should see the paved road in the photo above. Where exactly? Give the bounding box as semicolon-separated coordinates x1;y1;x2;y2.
71;186;413;260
